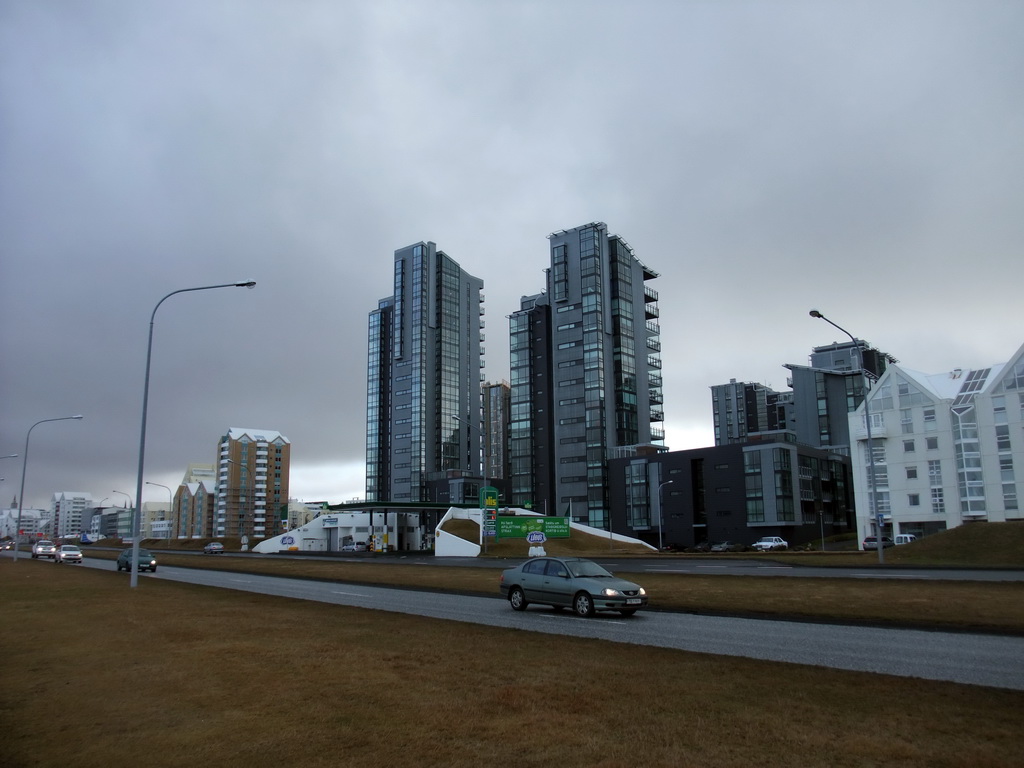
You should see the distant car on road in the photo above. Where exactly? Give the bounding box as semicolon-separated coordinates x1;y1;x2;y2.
203;542;225;554
342;541;367;552
116;547;157;572
862;536;895;550
499;556;648;617
894;534;917;545
32;540;57;559
54;544;83;564
752;536;788;552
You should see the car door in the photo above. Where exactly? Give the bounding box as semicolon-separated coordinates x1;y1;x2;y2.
540;559;573;607
518;559;549;602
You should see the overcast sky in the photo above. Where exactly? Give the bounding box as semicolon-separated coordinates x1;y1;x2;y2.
2;1;1021;510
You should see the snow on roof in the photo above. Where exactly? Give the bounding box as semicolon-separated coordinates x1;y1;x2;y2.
895;362;1008;402
226;427;290;444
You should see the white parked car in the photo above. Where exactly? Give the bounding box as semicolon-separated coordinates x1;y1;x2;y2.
752;536;788;551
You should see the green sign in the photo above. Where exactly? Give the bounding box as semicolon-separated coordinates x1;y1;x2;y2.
480;486;499;510
496;516;570;539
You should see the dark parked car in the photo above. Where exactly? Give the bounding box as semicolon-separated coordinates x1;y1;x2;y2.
203;542;225;554
499;556;648;617
54;544;83;564
861;536;895;550
116;547;157;572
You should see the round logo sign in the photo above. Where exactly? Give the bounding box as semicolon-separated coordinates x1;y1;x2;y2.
526;531;547;544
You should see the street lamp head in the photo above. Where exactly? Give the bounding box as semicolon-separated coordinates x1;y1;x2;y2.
235;281;257;289
809;309;824;319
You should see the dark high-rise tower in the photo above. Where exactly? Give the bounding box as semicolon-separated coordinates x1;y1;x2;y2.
366;241;485;502
508;222;664;528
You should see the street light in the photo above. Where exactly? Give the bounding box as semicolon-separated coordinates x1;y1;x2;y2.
130;281;256;587
146;481;173;546
13;416;83;562
657;480;674;551
809;309;884;563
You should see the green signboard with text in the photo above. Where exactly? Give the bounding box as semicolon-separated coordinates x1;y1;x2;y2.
496;516;570;539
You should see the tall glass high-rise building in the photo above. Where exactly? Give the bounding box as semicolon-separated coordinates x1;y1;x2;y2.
366;242;485;502
508;222;664;529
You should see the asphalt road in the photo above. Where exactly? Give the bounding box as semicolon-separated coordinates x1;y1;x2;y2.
67;555;1024;692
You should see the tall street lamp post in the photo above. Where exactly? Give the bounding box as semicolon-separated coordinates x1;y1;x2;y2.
809;309;885;564
657;480;674;551
1;455;16;537
13;416;83;562
146;481;173;546
130;281;256;587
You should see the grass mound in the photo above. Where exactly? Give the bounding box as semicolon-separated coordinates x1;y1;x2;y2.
884;521;1024;567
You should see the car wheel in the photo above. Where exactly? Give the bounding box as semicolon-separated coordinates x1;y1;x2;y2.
509;586;527;611
619;609;637;617
150;566;157;572
573;592;595;618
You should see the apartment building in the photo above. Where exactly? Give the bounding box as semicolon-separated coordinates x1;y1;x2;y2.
215;428;290;539
50;491;92;538
508;222;664;529
366;241;485;503
851;342;1024;540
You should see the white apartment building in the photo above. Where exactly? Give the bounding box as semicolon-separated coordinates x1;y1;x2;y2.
50;492;92;538
850;342;1024;541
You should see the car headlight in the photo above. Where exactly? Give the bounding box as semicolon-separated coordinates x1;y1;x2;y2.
638;587;647;596
601;588;622;597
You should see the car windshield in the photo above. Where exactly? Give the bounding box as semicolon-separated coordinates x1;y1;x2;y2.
568;561;613;579
62;546;80;552
137;550;153;558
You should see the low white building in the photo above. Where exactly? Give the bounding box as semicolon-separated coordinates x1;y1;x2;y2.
254;507;429;553
850;341;1024;541
0;507;50;540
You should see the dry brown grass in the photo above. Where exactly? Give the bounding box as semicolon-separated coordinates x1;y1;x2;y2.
2;562;1022;768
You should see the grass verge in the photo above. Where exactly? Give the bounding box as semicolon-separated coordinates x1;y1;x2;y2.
2;562;1022;768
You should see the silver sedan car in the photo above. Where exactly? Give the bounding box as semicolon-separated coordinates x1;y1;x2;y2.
499;556;648;617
